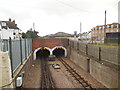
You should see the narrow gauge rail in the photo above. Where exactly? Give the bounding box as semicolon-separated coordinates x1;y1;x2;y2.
58;57;93;90
40;58;56;89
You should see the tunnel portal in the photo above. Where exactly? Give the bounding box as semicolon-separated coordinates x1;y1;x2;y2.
34;46;67;60
53;47;65;57
36;47;50;59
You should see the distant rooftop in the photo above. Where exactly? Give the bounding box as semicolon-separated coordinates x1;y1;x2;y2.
46;32;74;37
0;18;19;29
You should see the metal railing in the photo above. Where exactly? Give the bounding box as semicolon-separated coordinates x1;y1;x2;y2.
0;38;32;76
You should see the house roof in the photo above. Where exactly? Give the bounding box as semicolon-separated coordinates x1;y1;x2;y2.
0;20;19;29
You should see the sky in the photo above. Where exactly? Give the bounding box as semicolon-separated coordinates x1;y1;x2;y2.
0;0;119;36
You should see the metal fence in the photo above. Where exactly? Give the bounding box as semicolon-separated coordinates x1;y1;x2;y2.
70;40;120;66
0;38;32;75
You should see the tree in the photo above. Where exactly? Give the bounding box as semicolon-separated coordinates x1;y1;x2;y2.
22;29;39;39
22;32;27;38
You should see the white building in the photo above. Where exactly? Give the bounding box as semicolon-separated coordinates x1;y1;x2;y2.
0;19;22;39
77;31;92;43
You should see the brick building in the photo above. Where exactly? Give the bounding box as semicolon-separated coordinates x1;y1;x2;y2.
91;23;120;43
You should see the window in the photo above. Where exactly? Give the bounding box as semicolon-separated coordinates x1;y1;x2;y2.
117;24;119;28
97;27;99;30
1;22;6;26
109;25;111;28
13;33;16;35
113;24;117;28
99;27;102;29
119;24;120;28
103;26;105;29
111;25;114;28
111;30;113;32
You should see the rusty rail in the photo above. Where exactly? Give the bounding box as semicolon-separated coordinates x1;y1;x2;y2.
58;57;93;89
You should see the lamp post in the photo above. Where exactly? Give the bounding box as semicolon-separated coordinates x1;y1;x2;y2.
79;22;82;42
104;10;107;43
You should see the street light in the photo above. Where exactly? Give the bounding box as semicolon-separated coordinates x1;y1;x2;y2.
104;10;107;43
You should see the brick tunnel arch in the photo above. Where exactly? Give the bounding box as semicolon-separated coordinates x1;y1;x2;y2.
52;46;67;57
33;47;52;60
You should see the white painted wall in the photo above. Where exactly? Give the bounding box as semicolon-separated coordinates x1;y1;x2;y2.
87;32;91;40
0;29;21;39
1;29;14;39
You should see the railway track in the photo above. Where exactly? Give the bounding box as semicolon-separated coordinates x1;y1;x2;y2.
58;57;93;89
40;58;56;89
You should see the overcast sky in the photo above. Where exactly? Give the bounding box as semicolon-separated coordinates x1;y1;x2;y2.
0;0;119;36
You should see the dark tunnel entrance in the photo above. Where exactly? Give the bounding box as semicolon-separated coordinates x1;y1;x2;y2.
36;48;50;59
53;48;65;57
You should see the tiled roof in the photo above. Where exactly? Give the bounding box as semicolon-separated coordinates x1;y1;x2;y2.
0;21;19;29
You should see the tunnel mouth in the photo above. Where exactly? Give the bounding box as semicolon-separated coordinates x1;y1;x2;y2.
53;48;65;57
36;47;50;59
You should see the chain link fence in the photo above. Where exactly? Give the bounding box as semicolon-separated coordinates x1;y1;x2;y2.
0;38;32;74
70;40;120;66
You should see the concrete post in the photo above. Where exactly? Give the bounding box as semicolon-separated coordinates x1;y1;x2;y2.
25;39;27;58
20;38;23;65
99;47;101;61
9;37;13;78
86;45;88;55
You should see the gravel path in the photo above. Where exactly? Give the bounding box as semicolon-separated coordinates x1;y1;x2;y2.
49;60;75;88
22;60;41;88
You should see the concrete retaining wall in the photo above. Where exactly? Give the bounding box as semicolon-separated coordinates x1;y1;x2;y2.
0;52;33;88
90;59;119;88
0;52;13;88
70;49;89;72
69;48;119;88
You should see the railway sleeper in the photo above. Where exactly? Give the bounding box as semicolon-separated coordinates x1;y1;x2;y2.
59;58;93;89
80;83;92;88
71;74;83;79
78;80;89;84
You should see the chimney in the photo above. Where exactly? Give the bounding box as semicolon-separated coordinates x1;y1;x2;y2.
12;20;15;23
9;18;11;22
